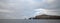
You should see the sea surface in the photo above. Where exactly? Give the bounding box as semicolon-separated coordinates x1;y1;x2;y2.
0;19;60;23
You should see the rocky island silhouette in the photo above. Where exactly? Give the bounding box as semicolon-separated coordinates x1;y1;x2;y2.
29;14;60;19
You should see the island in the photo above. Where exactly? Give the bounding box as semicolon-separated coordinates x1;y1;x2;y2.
29;14;60;19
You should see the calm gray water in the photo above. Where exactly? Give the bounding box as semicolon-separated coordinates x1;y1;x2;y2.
0;19;60;23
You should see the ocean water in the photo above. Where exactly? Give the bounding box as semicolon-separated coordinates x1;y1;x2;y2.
0;19;60;23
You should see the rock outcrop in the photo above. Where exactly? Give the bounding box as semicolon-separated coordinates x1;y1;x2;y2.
29;14;60;19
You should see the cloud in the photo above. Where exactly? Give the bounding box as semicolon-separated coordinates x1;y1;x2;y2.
37;0;60;15
0;0;25;19
0;0;60;19
24;0;60;18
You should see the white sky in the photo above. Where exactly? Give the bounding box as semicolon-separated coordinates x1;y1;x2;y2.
0;0;60;19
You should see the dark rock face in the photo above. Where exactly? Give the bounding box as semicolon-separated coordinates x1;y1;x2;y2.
29;14;60;19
